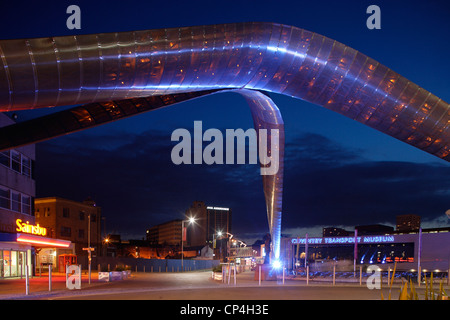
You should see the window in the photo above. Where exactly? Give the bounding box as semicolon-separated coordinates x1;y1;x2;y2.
21;195;31;215
0;187;9;209
21;156;31;178
0;149;33;178
62;207;70;218
11;192;21;212
0;151;9;167
90;214;97;222
78;229;85;239
10;151;21;173
79;211;85;220
60;226;71;237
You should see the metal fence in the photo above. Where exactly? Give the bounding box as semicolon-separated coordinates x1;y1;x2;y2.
85;256;220;273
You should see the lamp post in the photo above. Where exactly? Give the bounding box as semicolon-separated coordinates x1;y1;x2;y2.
181;217;195;270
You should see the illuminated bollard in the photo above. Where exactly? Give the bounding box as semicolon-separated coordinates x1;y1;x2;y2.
25;265;29;295
359;265;363;286
259;265;261;286
306;266;309;285
333;265;336;286
49;264;52;291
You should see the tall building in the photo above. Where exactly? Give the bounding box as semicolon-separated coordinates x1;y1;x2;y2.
396;214;421;232
34;197;102;258
323;227;351;237
185;201;232;247
146;219;182;246
206;206;232;243
355;224;394;235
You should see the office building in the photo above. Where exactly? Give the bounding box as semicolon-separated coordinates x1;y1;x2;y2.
185;201;232;247
146;219;182;246
396;214;421;232
34;197;102;261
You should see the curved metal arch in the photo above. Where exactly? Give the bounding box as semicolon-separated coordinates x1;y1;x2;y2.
0;22;448;161
1;21;449;263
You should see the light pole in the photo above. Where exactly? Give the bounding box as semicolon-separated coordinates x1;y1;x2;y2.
181;217;195;270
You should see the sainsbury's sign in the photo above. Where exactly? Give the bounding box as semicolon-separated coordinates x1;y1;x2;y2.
16;219;47;236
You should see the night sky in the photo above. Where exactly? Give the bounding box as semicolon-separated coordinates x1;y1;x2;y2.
2;0;450;244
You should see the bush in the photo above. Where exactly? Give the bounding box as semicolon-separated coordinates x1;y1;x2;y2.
212;264;222;272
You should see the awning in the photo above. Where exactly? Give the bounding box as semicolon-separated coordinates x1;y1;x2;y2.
16;233;71;248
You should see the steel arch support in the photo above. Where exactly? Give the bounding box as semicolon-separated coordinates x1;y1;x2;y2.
236;89;284;262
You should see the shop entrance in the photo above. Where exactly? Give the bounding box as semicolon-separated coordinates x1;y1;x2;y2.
0;249;28;278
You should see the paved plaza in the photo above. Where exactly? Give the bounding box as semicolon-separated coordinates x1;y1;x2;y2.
0;269;444;301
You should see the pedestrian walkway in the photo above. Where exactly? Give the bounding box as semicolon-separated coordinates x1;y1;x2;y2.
0;271;111;300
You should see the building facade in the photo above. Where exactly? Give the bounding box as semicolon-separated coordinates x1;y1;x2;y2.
0;113;36;278
146;219;182;246
396;214;421;232
0;113;72;277
34;197;102;263
185;201;232;247
283;227;450;271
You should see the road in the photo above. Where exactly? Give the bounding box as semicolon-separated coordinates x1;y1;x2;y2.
1;269;444;301
49;271;395;300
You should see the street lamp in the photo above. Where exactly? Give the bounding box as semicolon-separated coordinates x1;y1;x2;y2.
181;217;195;270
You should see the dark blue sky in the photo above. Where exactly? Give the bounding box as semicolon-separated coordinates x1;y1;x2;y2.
2;0;449;243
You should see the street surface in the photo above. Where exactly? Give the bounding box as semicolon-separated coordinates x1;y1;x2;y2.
0;269;436;300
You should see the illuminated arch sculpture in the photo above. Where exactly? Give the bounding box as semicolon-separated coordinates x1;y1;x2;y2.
0;22;449;263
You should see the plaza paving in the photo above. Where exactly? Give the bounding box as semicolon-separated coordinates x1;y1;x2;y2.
1;269;442;301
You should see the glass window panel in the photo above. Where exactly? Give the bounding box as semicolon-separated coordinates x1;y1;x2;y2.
3;250;10;277
22;156;31;177
22;195;31;215
0;187;9;209
0;151;9;167
11;192;20;212
11;151;21;173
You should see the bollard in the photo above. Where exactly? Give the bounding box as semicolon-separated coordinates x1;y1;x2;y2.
359;265;362;286
418;266;421;287
306;266;309;285
333;264;336;286
25;265;29;295
388;268;391;286
49;264;52;292
258;265;261;286
282;267;285;285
